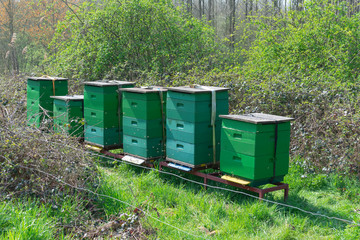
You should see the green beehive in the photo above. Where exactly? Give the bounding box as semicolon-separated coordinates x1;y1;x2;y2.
83;80;134;148
84;125;122;147
51;95;84;138
166;139;220;166
122;87;167;159
220;113;294;186
122;88;167;120
166;119;221;144
123;117;163;139
123;136;163;159
84;108;120;128
167;88;229;123
166;86;229;167
27;77;68;127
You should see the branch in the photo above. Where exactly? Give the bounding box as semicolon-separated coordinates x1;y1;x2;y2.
58;0;84;25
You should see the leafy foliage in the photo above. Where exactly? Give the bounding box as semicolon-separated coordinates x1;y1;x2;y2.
229;0;360;174
0;75;97;200
241;0;360;82
48;0;226;80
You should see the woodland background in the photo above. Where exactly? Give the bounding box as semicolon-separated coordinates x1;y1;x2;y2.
1;1;360;238
1;0;360;176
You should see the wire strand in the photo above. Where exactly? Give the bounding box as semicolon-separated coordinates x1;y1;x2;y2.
4;158;206;240
89;151;360;227
5;128;360;227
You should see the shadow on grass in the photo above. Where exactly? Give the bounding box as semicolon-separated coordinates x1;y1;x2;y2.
97;158;355;231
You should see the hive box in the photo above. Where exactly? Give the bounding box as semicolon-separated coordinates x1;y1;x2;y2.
219;113;294;186
51;95;84;138
83;80;134;148
166;86;229;167
27;77;68;127
84;125;122;147
166;88;228;123
122;87;167;159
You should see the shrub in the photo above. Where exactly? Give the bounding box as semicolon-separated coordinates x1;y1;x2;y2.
0;75;97;200
48;0;227;81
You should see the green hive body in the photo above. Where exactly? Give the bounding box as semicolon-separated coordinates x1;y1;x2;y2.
166;86;229;167
51;95;84;138
27;77;68;127
83;80;135;148
122;87;167;160
219;113;294;186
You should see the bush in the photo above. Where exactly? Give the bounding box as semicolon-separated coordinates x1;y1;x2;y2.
0;75;97;200
228;0;360;175
48;0;227;81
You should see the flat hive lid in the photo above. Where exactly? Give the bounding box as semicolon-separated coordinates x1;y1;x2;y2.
50;95;84;101
122;86;168;93
220;113;294;124
84;80;134;87
168;85;229;94
28;76;68;81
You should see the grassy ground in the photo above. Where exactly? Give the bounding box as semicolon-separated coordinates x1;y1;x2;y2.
0;159;359;239
93;161;360;239
0;197;91;240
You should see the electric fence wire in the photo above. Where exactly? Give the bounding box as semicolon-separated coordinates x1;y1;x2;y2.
88;151;360;227
3;157;207;240
4;127;360;229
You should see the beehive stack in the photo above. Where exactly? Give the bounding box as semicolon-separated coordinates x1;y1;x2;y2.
83;80;134;148
166;86;229;167
51;95;84;138
122;87;167;159
220;113;294;186
27;77;68;127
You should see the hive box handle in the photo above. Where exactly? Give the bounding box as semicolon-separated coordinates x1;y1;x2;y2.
176;103;184;108
233;133;242;139
176;144;184;149
233;156;241;161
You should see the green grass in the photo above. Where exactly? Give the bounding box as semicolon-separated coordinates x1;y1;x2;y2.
0;197;91;240
94;162;360;239
1;161;359;239
0;200;62;240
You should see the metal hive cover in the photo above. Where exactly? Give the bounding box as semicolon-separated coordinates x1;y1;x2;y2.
83;80;134;87
122;86;168;93
50;95;84;101
28;76;68;81
220;113;294;124
168;85;230;94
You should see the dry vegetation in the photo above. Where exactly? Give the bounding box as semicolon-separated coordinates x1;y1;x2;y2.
0;75;96;201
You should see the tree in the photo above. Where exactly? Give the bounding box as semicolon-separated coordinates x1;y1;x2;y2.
0;0;75;74
228;0;235;49
208;0;214;25
49;0;223;80
0;0;19;73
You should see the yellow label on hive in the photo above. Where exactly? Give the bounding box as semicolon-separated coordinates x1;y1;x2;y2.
221;175;251;185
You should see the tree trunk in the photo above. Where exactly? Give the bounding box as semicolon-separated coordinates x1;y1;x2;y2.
4;0;19;74
249;0;253;15
208;0;214;25
199;0;202;18
245;0;248;17
187;0;192;15
229;0;235;49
